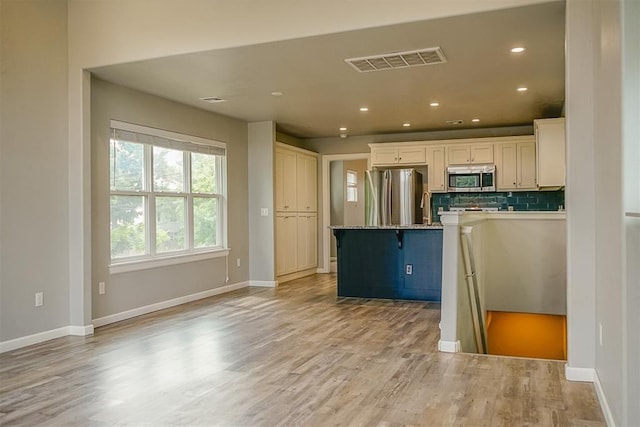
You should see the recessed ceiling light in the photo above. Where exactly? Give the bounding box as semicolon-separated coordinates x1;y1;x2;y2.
359;107;369;112
511;47;526;53
472;118;480;123
339;127;347;131
271;91;283;96
200;96;227;103
430;102;440;107
517;87;528;92
403;123;411;127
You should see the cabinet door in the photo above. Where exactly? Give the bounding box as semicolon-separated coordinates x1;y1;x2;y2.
297;214;317;270
398;147;426;164
470;144;494;164
535;118;565;187
426;146;446;192
517;141;537;189
275;149;297;211
447;145;470;164
296;154;317;212
276;213;298;275
495;143;518;190
371;148;399;165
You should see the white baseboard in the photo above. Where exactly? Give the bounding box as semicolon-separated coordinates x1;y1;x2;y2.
594;370;616;427
0;325;88;353
69;324;94;336
316;268;330;273
565;364;595;382
438;340;461;353
249;280;278;288
92;281;249;328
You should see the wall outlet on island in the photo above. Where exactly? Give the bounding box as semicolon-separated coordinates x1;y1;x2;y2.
405;264;413;275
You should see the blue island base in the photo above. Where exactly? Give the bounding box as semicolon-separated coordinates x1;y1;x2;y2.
332;228;443;302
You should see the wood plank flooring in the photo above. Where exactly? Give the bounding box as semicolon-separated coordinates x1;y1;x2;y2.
0;274;605;426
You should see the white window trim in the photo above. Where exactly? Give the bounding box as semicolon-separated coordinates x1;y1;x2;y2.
109;120;228;268
109;249;230;275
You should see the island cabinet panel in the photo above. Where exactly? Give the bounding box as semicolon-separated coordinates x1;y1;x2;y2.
401;231;443;301
334;228;443;301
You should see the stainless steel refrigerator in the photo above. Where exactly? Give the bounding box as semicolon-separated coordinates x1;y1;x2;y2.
365;168;424;226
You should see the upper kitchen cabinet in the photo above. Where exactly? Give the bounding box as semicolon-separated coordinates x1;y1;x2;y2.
426;146;446;192
446;143;494;165
535;118;565;188
495;138;536;190
296;153;317;212
371;146;426;166
275;148;297;211
275;145;318;212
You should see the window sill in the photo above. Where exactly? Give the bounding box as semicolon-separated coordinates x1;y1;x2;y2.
109;249;230;275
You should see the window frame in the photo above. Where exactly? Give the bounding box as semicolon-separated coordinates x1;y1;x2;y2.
108;120;228;275
346;169;358;203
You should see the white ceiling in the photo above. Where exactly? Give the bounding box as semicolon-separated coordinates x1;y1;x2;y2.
90;1;565;139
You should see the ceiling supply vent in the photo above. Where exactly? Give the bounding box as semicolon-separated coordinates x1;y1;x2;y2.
200;96;227;103
345;47;447;73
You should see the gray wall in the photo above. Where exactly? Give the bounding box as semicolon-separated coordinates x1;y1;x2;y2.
566;0;640;424
91;78;249;319
248;122;276;282
0;0;70;341
303;126;534;155
622;0;640;421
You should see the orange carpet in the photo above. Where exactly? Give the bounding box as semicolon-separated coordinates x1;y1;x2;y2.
487;311;567;360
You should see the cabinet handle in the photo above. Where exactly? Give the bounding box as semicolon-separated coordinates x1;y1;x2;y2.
471;158;475;162
513;182;516;186
284;205;289;208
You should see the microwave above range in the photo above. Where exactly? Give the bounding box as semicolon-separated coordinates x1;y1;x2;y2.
446;164;496;192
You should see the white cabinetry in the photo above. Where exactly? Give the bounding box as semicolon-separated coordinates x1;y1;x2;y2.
446;143;494;165
371;146;426;166
495;140;536;190
535;118;565;188
275;213;298;276
275;148;297;211
274;144;318;280
426;146;446;192
296;213;317;271
296;154;317;211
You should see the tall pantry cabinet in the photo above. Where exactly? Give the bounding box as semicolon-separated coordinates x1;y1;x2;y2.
274;144;318;281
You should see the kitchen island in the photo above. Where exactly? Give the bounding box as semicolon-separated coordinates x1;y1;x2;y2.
331;225;443;301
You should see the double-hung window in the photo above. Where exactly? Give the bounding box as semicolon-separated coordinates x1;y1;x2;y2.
109;121;226;271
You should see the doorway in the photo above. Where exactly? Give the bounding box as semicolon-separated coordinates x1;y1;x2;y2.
321;153;370;274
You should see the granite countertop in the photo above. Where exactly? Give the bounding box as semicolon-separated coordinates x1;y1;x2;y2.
329;224;444;230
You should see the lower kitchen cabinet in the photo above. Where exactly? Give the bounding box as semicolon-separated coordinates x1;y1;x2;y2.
333;228;443;301
276;213;298;276
276;212;317;277
297;213;317;271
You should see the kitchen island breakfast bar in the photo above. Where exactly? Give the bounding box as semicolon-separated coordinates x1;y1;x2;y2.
331;225;444;302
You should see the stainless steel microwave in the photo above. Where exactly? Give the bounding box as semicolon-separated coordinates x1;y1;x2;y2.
446;164;496;192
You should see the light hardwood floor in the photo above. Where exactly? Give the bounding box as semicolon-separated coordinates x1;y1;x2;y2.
1;274;604;426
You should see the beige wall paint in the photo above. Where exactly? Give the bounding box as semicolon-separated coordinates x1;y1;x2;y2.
0;0;70;341
91;78;249;319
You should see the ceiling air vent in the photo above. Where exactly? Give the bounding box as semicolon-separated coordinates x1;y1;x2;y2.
345;47;447;73
200;96;227;103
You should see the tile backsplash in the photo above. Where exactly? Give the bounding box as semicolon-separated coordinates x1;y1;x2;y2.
431;190;565;223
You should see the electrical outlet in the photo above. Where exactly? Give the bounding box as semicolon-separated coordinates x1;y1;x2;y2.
236;258;241;267
599;323;603;347
99;282;106;295
405;264;413;275
260;208;269;217
35;292;44;307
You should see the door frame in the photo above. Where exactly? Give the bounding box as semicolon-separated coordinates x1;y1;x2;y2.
320;153;371;273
